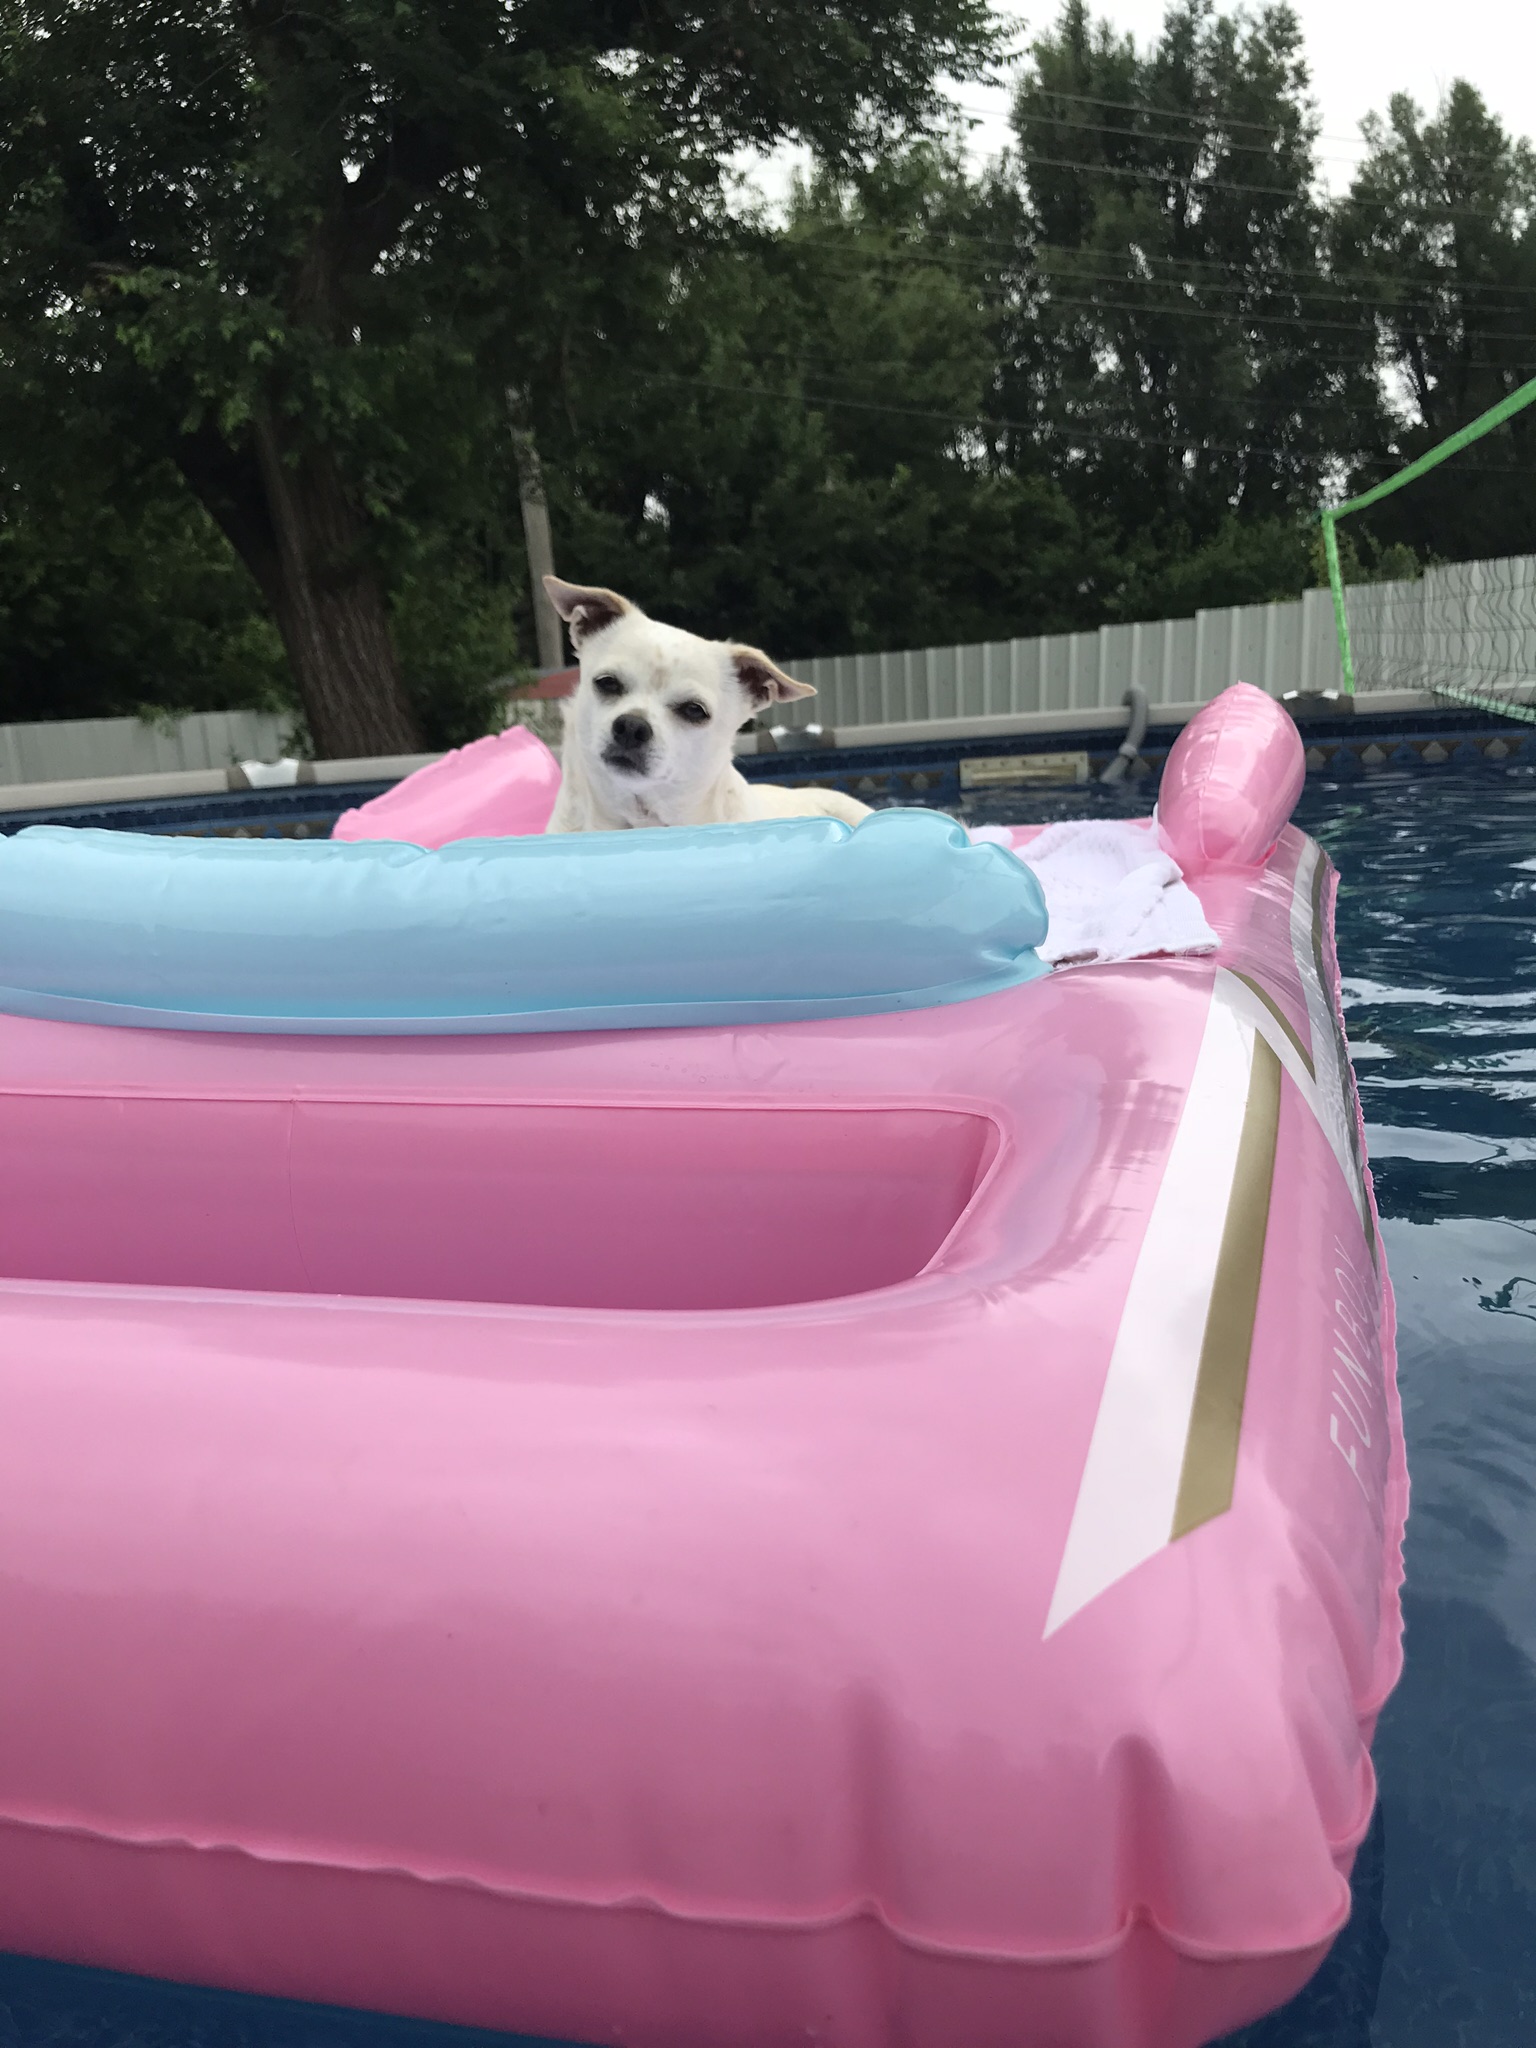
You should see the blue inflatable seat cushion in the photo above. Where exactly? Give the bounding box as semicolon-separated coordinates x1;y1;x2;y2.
0;809;1050;1035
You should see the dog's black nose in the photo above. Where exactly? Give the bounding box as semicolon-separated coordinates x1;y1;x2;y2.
610;712;652;752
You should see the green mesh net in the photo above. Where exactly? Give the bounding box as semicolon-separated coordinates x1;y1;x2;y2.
1322;375;1536;727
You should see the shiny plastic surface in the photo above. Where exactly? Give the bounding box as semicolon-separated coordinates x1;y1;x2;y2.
331;724;561;845
1156;681;1306;870
0;690;1406;2048
0;1099;995;1310
0;808;1048;1033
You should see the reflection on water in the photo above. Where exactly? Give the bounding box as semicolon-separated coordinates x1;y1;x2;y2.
1;767;1533;2047
1328;777;1536;2048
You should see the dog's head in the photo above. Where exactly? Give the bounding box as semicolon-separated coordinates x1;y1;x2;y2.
543;576;814;822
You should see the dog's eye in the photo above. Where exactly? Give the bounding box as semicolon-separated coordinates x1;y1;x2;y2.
673;700;711;725
592;673;625;700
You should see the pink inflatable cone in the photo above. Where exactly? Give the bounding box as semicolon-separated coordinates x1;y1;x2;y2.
332;723;561;846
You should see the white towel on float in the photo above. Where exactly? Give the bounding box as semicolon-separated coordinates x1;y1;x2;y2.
969;819;1219;967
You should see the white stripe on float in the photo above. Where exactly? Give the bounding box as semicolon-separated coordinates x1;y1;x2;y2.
1288;836;1329;1064
1217;967;1367;1240
1286;841;1372;1243
1290;843;1353;1172
1042;856;1376;1638
1288;835;1322;994
1043;988;1258;1637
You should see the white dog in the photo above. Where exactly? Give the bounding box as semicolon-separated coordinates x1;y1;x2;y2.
541;576;871;833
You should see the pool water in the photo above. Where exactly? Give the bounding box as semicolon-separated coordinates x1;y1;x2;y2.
0;765;1532;2048
1239;765;1536;2048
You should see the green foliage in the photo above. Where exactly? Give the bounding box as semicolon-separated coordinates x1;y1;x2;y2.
389;537;528;752
2;0;1535;735
0;456;290;725
0;0;999;745
1112;516;1317;619
996;0;1385;549
540;150;1097;657
1332;84;1536;560
1310;525;1424;591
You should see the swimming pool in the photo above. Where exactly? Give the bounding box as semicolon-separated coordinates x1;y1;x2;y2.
0;762;1530;2048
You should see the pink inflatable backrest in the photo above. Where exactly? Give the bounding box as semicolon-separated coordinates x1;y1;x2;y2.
332;724;560;846
1157;682;1304;872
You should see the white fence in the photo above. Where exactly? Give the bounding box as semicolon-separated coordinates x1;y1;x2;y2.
777;551;1536;730
1344;553;1536;708
0;707;289;787
775;587;1347;730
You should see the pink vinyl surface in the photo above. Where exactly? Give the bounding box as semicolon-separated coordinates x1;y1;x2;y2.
0;1095;994;1309
331;722;560;845
1156;681;1306;870
0;689;1405;2048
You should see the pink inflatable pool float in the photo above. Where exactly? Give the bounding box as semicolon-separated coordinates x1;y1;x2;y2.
331;722;561;846
0;686;1404;2048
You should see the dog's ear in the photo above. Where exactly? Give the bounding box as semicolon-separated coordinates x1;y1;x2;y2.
730;646;816;706
543;576;633;649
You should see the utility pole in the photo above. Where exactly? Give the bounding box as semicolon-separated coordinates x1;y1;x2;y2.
507;388;565;673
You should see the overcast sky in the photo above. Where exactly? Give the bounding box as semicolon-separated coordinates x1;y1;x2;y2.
964;1;1536;193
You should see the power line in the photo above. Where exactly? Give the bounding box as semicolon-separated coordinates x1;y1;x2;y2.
844;115;1526;225
677;327;1391;405
784;249;1384;335
961;105;1372;173
678;326;1459;387
626;367;1536;475
673;359;1395;430
1023;287;1536;346
767;242;1536;349
780;221;1536;304
663;360;1536;440
1030;249;1536;308
772;230;1536;324
947;86;1372;152
629;369;1401;462
1030;269;1536;323
1008;149;1534;226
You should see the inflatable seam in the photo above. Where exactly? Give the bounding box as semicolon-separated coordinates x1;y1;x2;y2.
0;1810;1355;1969
0;971;1046;1036
1315;855;1410;1715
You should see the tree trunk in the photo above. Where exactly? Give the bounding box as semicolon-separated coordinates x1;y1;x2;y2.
247;415;423;759
179;418;422;760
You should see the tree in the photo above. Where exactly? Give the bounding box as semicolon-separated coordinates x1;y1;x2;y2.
1332;84;1536;561
0;455;289;727
0;0;998;756
984;0;1382;602
533;148;1094;659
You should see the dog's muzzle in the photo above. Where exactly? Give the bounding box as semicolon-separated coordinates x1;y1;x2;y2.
603;711;652;775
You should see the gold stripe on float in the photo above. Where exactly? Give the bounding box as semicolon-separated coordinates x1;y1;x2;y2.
1170;1034;1283;1540
1307;853;1378;1269
1230;969;1316;1080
